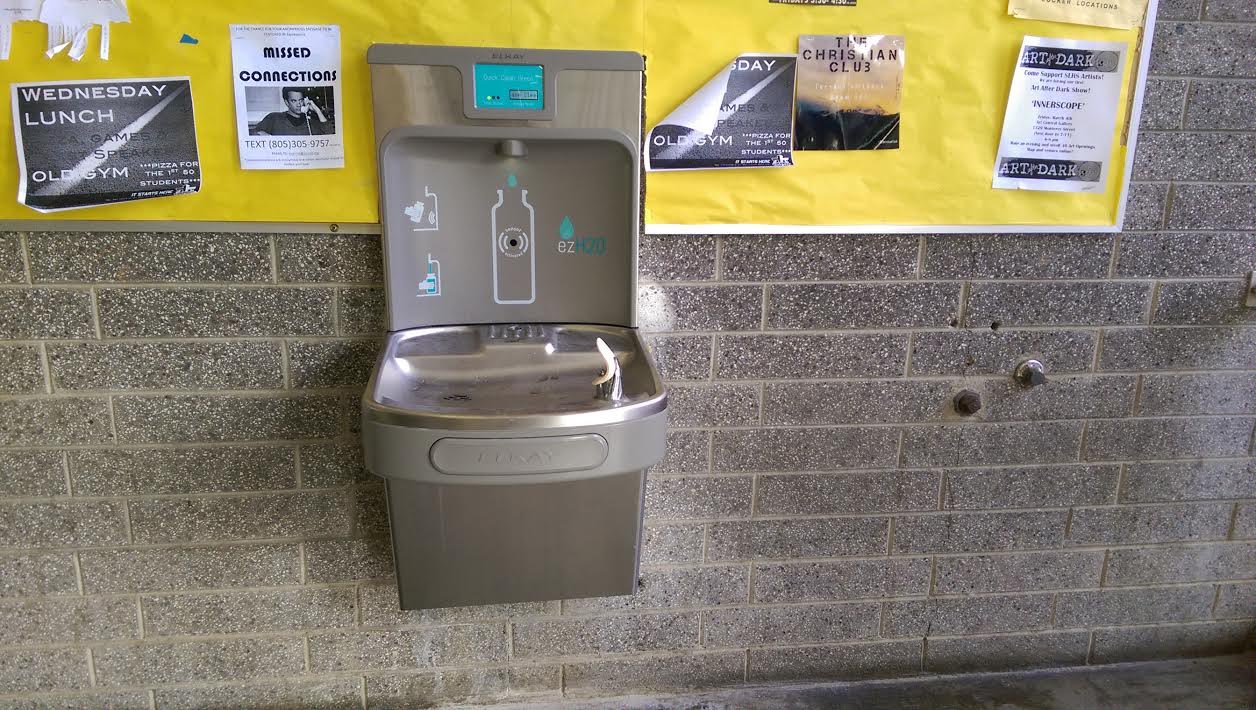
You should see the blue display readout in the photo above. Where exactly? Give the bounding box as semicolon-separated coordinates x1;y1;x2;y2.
474;63;544;111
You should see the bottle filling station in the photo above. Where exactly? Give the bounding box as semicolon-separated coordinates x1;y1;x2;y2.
362;45;668;610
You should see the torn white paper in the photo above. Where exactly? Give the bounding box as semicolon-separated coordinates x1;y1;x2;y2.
993;35;1127;193
0;0;41;60
647;53;796;171
38;0;127;60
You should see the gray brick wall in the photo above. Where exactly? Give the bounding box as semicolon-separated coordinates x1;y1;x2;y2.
0;14;1254;709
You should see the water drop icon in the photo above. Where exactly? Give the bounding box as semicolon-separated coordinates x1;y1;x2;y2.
559;216;575;240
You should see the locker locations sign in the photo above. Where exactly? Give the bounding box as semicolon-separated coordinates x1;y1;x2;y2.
10;77;201;212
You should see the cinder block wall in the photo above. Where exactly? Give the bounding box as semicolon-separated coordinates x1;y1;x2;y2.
1;8;1254;708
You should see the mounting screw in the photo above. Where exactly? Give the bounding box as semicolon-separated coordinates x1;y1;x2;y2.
953;389;983;416
329;223;340;233
1015;359;1047;387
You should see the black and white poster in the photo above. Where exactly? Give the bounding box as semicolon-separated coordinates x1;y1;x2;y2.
230;24;344;170
11;77;201;212
993;36;1126;192
647;54;796;171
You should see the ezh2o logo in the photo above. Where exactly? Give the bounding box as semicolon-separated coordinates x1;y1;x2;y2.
556;216;607;255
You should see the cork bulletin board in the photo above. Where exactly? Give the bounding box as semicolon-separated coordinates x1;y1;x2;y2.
0;0;1158;233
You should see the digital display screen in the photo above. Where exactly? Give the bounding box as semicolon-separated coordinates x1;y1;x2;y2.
474;63;545;111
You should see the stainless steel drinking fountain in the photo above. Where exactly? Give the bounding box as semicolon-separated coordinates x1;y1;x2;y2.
362;45;667;610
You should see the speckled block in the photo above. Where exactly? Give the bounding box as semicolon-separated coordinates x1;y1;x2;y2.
1167;185;1256;229
1149;22;1256;77
286;338;380;388
511;612;698;658
77;544;302;594
92;638;306;686
154;678;363;710
646;334;713;381
643;476;753;521
932;551;1104;595
1053;586;1217;628
717;333;908;379
276;233;383;283
1065;502;1234;546
1133;133;1256;182
0;233;26;283
1090;622;1253;663
308;625;508;670
890;511;1067;554
0;597;138;646
0;451;66;497
47;341;284;391
111;394;340;444
746;640;923;682
705;517;890;560
357;584;555;628
140;587;358;636
97;287;335;338
1122;459;1256;502
766;283;961;330
1117;232;1256;277
883;594;1054;637
1082;417;1255;460
641;524;706;565
922;234;1112;279
563;652;741;696
0;345;45;394
0;288;95;339
302;537;395;583
68;446;297;496
925;632;1089;673
365;667;561;709
1100;327;1256;370
964;282;1152;327
753;471;938;515
1139;80;1188;130
702;602;880;647
721;234;918;281
752;558;931;603
942;465;1120;509
1154;279;1256;325
638;284;762;332
26;232;272;283
1186;81;1256;129
712;427;900;472
665;384;760;427
638;235;717;281
1104;542;1256;586
562;566;747;615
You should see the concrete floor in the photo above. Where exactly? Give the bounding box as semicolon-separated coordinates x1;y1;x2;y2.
497;654;1256;709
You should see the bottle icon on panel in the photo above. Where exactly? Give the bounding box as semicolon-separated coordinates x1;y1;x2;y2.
417;253;441;297
491;174;536;305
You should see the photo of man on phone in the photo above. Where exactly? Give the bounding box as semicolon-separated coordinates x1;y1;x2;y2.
250;86;335;136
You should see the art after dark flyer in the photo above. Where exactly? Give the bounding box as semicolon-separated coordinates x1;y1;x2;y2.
11;77;201;212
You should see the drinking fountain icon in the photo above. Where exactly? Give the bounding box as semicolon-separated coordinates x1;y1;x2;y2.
417;254;441;297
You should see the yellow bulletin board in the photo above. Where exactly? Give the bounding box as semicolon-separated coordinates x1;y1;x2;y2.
0;0;1157;233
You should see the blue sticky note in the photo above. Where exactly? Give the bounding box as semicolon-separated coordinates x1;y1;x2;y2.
179;34;199;45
